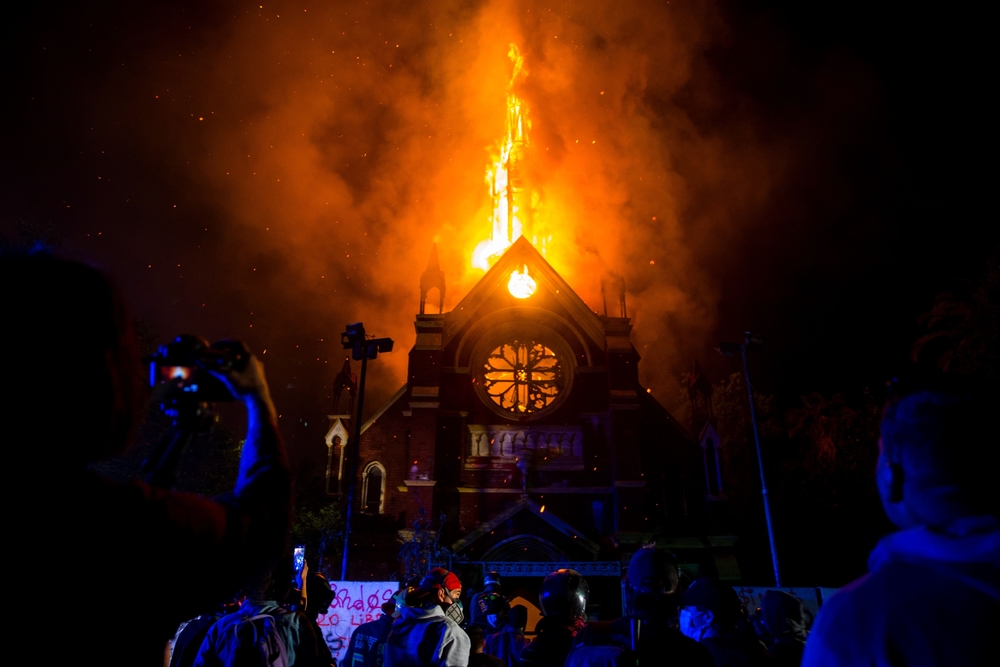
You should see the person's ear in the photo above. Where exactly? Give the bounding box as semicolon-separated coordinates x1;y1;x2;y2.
880;460;905;503
889;462;904;503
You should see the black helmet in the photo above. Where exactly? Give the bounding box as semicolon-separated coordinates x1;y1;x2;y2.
539;568;589;618
626;547;678;596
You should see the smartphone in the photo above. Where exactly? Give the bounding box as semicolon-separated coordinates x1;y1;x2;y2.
293;545;306;575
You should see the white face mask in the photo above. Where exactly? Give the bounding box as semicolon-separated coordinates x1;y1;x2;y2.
678;607;715;642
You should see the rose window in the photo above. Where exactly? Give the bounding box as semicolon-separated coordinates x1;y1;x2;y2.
480;339;565;415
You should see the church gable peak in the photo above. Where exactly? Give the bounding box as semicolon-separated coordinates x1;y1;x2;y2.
447;237;605;347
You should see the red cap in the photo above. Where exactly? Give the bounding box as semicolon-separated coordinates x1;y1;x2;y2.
423;567;462;592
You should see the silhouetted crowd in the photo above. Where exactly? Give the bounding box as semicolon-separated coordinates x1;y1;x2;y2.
6;255;995;667
335;560;797;667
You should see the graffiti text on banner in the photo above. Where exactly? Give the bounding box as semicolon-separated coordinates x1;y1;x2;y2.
315;581;396;665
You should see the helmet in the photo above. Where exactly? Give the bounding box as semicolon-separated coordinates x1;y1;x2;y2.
539;568;589;618
484;571;501;587
626;547;679;596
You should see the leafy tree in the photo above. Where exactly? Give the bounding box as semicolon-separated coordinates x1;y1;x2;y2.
398;510;450;582
291;501;343;579
911;247;999;379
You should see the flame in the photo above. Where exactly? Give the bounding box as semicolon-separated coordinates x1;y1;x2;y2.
507;264;536;298
472;43;531;271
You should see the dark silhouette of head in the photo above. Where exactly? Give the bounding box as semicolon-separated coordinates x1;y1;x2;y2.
679;577;742;639
467;624;487;654
306;572;335;621
625;546;680;618
878;374;996;529
507;604;528;631
1;255;143;465
483;570;501;591
250;557;294;603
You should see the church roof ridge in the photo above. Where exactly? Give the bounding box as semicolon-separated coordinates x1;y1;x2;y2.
445;237;606;347
360;383;408;435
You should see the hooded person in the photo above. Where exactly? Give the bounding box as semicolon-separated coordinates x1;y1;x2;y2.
383;570;470;667
485;604;530;667
679;577;770;667
802;375;1000;666
420;567;466;624
758;591;806;667
518;569;589;667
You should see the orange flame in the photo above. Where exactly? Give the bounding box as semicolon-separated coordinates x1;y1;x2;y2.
472;43;531;272
507;264;536;298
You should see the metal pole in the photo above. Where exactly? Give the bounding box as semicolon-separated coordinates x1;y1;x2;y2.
740;342;782;587
340;350;369;581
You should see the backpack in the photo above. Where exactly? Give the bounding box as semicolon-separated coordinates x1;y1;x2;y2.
222;613;289;667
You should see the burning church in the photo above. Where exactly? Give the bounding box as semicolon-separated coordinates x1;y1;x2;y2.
322;45;738;609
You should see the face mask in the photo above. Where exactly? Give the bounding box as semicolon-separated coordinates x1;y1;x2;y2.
486;614;499;628
445;600;464;624
679;608;714;642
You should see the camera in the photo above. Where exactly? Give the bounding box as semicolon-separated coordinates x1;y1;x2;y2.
141;336;252;486
147;335;250;410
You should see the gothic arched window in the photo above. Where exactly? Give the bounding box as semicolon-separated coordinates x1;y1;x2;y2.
362;461;386;514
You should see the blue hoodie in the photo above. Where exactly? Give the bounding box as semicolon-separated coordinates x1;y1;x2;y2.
803;515;1000;666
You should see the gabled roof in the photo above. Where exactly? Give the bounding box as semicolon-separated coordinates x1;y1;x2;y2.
450;496;600;556
446;237;606;348
698;421;720;447
360;383;407;435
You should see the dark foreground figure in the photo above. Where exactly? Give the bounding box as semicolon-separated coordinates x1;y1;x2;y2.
519;569;589;667
803;376;1000;666
3;255;292;665
565;547;714;667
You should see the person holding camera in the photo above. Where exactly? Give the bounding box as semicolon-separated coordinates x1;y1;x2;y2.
2;255;292;666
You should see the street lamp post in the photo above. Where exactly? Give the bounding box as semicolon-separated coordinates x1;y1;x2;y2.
718;331;782;587
340;322;394;581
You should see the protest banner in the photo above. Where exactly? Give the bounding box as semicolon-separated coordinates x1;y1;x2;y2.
316;581;397;664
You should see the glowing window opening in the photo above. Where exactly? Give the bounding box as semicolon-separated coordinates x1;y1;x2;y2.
481;340;564;415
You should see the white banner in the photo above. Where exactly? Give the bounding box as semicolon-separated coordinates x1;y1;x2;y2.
316;581;397;665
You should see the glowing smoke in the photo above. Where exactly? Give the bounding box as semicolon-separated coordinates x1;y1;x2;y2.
87;0;839;415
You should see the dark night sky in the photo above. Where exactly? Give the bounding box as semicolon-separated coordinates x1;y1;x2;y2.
2;0;994;466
